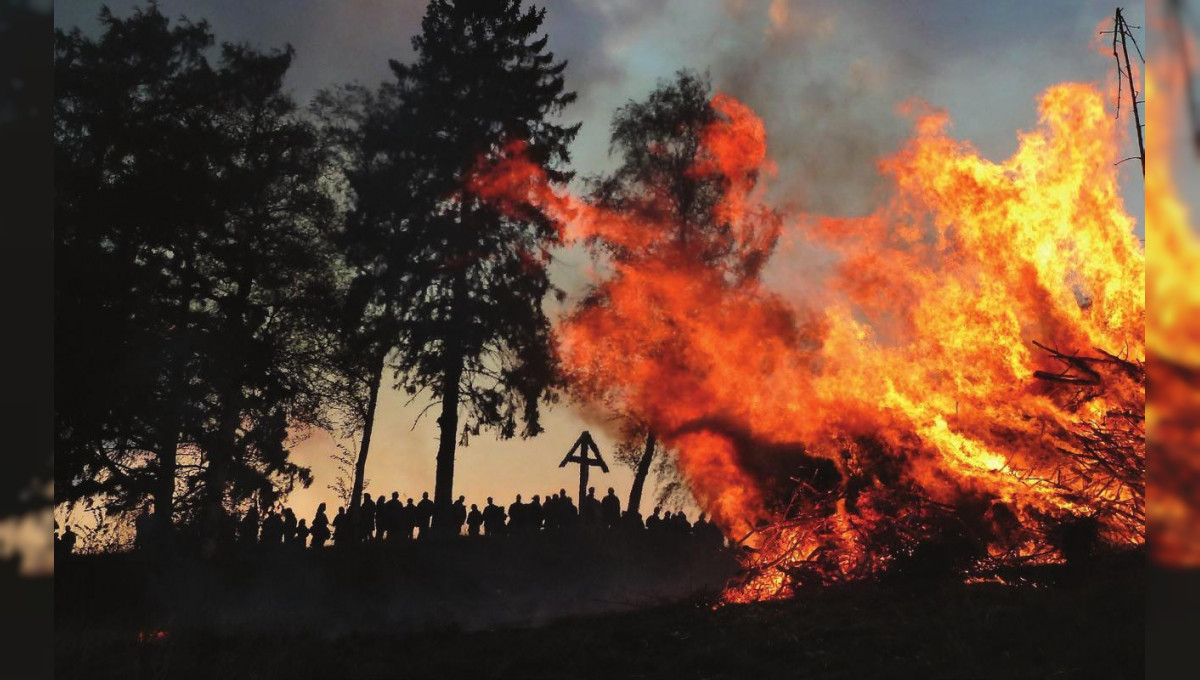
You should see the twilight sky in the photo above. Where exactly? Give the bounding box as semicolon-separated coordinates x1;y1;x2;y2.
55;0;1148;520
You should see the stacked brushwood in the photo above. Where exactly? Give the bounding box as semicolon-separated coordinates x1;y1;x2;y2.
1032;342;1145;553
727;343;1145;600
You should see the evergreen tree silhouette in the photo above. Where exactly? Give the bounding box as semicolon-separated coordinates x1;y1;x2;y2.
55;6;340;547
56;6;221;526
384;0;579;534
310;81;427;537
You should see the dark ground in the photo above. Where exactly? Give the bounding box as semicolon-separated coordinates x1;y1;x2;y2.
55;538;1144;680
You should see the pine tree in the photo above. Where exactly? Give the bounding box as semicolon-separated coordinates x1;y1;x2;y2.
192;40;339;549
55;6;339;546
55;6;221;527
310;80;423;536
388;0;578;533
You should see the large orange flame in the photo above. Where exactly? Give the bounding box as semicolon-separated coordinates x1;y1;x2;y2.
472;75;1145;599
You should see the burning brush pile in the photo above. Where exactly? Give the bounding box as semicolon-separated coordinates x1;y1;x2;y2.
474;77;1145;601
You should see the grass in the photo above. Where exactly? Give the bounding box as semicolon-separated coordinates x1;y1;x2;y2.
55;540;1143;680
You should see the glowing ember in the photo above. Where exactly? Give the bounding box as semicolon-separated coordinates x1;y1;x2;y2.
472;73;1144;600
136;629;170;644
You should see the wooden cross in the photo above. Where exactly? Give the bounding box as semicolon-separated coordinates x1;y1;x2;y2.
559;430;608;504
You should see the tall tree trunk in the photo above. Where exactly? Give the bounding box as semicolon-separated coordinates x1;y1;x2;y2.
432;264;469;536
201;396;240;556
627;429;656;517
201;275;252;556
154;240;195;536
348;352;386;537
432;346;464;535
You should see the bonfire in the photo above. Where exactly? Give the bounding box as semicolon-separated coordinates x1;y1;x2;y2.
474;72;1146;602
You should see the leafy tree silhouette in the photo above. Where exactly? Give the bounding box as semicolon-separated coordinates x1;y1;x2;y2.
348;0;579;534
54;5;341;550
55;6;220;529
310;81;426;537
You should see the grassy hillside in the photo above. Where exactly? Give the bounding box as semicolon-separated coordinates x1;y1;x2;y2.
55;541;1143;680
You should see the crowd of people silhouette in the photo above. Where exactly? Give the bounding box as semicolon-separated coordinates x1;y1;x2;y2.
118;486;726;553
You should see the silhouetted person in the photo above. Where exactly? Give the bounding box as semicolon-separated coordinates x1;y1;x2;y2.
360;492;377;542
384;492;403;541
311;503;331;549
561;492;579;529
261;510;284;545
416;492;435;538
528;495;544;531
483;497;506;536
467;504;483;536
259;510;274;543
555;488;578;529
601;487;621;529
545;494;560;530
239;506;260;546
295;519;310;548
59;525;78;557
509;494;525;533
582;486;601;527
672;510;690;535
452;495;468;535
646;506;663;533
374;496;388;539
694;512;723;548
402;498;417;539
282;507;297;544
332;506;348;545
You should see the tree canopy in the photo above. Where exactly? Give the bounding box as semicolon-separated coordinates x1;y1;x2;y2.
54;5;341;543
361;0;579;530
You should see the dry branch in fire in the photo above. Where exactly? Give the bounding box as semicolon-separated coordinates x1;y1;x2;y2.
1032;342;1145;543
726;342;1145;602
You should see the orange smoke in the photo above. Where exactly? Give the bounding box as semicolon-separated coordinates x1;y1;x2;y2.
472;74;1145;598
